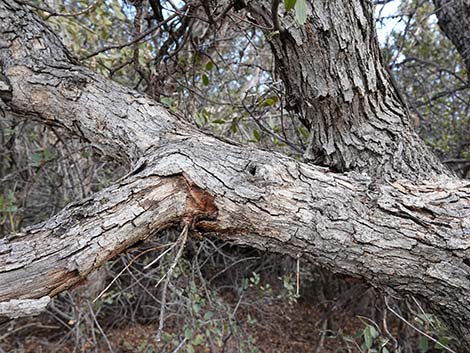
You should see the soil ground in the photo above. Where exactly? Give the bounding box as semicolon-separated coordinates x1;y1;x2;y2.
1;296;366;353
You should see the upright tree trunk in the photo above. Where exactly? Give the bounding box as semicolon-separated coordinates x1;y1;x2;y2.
434;0;470;79
247;0;451;180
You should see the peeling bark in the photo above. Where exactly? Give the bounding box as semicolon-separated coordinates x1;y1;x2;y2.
1;0;470;348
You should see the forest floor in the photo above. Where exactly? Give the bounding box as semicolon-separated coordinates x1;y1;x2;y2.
1;294;368;353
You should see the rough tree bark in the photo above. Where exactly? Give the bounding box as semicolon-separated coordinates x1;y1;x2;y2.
1;0;470;348
247;0;450;180
434;0;470;79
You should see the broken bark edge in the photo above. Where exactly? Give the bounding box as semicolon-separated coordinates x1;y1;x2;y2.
0;296;51;319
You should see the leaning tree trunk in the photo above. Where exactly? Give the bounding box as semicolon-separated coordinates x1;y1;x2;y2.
1;0;470;349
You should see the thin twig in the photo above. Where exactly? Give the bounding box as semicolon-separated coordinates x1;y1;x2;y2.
314;319;328;353
93;245;171;303
81;9;184;60
384;296;457;353
87;301;115;353
296;254;300;296
144;243;176;270
171;337;188;353
240;100;304;154
412;296;437;331
156;223;190;341
207;256;259;284
357;315;381;333
16;0;100;19
382;305;398;351
0;322;58;341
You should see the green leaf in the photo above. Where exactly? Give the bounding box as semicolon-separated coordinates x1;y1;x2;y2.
202;73;209;86
184;327;193;339
160;97;174;107
434;336;450;350
253;129;261;141
192;303;201;314
382;348;390;353
31;151;43;165
267;30;280;40
102;17;112;26
420;336;428;353
204;311;214;320
298;126;309;138
364;326;373;349
284;0;296;11
42;148;54;162
211;119;226;124
261;96;279;106
111;2;126;21
370;325;379;339
186;344;194;353
161;332;174;342
231;122;238;133
4;204;17;212
205;61;214;71
192;334;204;346
294;0;308;25
31;149;54;166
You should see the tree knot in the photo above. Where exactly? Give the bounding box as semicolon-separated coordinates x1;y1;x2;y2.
59;75;87;101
